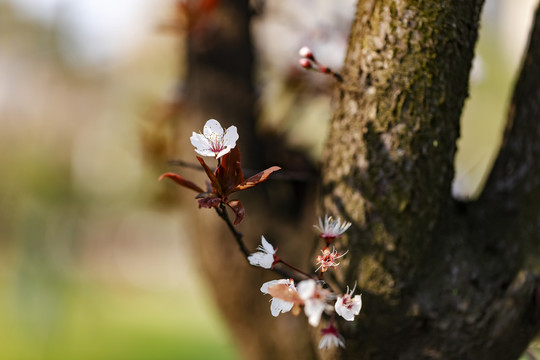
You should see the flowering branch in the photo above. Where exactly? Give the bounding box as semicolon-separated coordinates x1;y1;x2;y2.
160;118;362;351
215;197;303;281
298;46;343;82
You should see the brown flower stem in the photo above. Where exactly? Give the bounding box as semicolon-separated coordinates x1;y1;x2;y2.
215;204;295;280
276;259;317;280
215;204;250;258
167;159;202;170
328;68;343;82
215;203;342;295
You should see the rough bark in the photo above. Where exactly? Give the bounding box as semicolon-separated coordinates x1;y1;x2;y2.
321;1;540;359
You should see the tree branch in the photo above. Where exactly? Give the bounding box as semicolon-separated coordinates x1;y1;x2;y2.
214;204;313;282
469;2;540;277
480;2;540;207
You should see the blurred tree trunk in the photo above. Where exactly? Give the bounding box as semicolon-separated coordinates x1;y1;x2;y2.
176;0;540;359
178;1;317;360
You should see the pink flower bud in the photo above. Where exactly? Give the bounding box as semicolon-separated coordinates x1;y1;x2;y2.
319;66;330;74
299;58;313;69
299;46;314;60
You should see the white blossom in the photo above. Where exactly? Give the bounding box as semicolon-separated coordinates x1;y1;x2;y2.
335;285;362;321
314;215;351;239
260;279;296;317
319;325;345;350
316;247;347;272
190;119;239;159
248;236;276;269
297;279;331;327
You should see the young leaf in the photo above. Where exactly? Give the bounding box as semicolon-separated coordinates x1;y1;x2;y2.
227;199;245;225
196;156;223;195
158;173;204;193
231;166;281;193
216;146;244;195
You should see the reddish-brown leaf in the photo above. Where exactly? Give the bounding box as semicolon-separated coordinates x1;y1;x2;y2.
226;199;245;225
158;172;204;193
196;192;222;208
230;166;281;193
216;147;244;196
196;156;222;195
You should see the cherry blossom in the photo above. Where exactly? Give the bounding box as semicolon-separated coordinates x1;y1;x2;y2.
319;325;345;350
260;279;298;317
316;247;347;272
314;215;351;242
335;285;362;321
248;236;278;269
190;119;239;159
297;279;332;327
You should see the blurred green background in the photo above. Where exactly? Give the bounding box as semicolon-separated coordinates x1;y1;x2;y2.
0;1;238;358
0;0;538;359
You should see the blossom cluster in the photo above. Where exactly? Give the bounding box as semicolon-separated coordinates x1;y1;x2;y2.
249;216;360;350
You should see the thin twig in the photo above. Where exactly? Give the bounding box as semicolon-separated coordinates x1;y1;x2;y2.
168;159;204;171
215;205;250;258
214;205;307;281
214;203;346;296
278;259;317;280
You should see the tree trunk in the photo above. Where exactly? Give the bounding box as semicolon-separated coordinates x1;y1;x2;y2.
178;1;317;359
321;1;540;359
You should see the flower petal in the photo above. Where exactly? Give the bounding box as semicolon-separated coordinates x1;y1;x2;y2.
203;119;224;137
223;126;239;147
215;148;231;159
195;148;216;157
260;236;274;254
297;279;316;300
267;283;303;304
305;300;325;326
270;298;294;317
260;279;287;294
248;252;273;269
190;132;211;151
